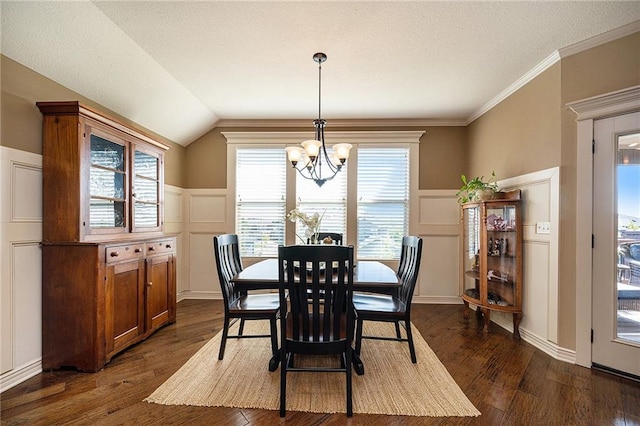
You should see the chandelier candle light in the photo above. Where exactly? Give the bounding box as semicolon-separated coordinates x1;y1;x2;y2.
285;52;352;187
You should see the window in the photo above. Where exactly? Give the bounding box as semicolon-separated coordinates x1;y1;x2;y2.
236;148;286;257
357;148;409;259
295;155;347;243
226;131;421;259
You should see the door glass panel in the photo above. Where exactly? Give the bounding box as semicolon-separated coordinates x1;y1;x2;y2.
616;132;640;344
486;205;517;307
134;203;158;227
90;199;125;227
463;205;480;301
91;135;124;171
133;150;160;228
134;177;158;203
89;134;126;229
134;151;158;179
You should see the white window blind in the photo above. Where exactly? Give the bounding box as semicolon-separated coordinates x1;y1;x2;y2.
357;148;409;259
296;160;347;243
236;148;286;257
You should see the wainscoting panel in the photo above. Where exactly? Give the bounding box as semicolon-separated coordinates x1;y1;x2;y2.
189;192;227;223
0;147;43;392
500;167;559;344
180;189;230;300
418;234;462;303
419;194;460;226
12;163;42;221
12;243;42;367
187;232;220;298
414;190;462;303
164;185;185;297
522;240;551;338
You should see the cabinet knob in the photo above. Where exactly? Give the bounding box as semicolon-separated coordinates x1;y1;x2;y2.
110;251;119;257
147;281;153;287
166;244;172;249
148;246;155;251
134;248;142;253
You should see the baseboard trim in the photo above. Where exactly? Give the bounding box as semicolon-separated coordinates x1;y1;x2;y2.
413;295;463;305
177;290;221;301
490;313;577;364
0;359;42;394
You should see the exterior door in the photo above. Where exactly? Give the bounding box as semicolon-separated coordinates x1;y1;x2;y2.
592;111;640;377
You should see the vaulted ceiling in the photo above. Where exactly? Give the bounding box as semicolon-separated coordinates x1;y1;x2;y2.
2;1;639;146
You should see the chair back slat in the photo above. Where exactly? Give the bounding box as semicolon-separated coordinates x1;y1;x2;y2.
396;236;423;307
279;245;354;348
213;234;244;308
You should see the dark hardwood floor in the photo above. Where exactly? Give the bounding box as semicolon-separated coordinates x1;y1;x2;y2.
2;299;640;425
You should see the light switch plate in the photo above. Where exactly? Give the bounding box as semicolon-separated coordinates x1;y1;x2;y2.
536;221;551;234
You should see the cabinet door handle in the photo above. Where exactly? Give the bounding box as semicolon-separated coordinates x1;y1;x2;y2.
110;251;119;257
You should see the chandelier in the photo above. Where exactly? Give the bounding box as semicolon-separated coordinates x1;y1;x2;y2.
285;52;352;187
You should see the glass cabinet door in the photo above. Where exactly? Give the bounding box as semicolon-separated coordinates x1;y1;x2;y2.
89;133;127;230
132;148;161;231
485;204;518;307
463;205;481;302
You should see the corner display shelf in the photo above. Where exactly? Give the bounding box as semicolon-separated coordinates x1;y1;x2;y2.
38;101;176;372
461;190;523;339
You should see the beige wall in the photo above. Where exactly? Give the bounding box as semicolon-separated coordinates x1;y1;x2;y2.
467;63;562;179
465;32;639;350
0;56;186;187
184;125;467;190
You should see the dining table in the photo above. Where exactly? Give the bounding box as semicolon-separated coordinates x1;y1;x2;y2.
231;258;400;293
230;258;401;374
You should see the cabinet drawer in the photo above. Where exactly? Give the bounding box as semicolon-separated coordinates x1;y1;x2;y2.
145;239;175;256
105;243;145;264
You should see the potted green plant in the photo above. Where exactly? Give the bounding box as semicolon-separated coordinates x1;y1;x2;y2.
456;172;500;204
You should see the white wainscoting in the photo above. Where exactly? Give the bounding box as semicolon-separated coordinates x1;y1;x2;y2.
0;151;569;392
481;167;568;361
0;147;187;392
0;147;43;392
165;184;186;298
414;190;463;304
179;188;229;300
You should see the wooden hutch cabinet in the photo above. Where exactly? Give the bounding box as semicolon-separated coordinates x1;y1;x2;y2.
461;190;523;339
38;101;176;372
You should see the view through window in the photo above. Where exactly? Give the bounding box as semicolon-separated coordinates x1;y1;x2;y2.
235;144;411;260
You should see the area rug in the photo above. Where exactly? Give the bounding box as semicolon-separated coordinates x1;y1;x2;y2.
144;320;480;417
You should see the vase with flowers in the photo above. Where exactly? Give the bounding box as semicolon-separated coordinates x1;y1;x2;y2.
286;208;324;244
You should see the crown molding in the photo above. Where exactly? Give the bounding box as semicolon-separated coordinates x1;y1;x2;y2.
559;20;640;58
464;22;639;125
215;118;465;129
466;50;562;125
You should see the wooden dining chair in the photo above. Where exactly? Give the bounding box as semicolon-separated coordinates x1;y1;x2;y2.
353;236;423;363
213;234;279;368
308;232;344;245
277;244;355;417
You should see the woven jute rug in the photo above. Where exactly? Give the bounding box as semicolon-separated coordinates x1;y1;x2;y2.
144;320;480;417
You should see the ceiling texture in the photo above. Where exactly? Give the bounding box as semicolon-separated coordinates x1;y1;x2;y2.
2;1;640;146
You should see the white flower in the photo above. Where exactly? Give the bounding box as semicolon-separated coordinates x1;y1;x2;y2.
286;208;324;243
